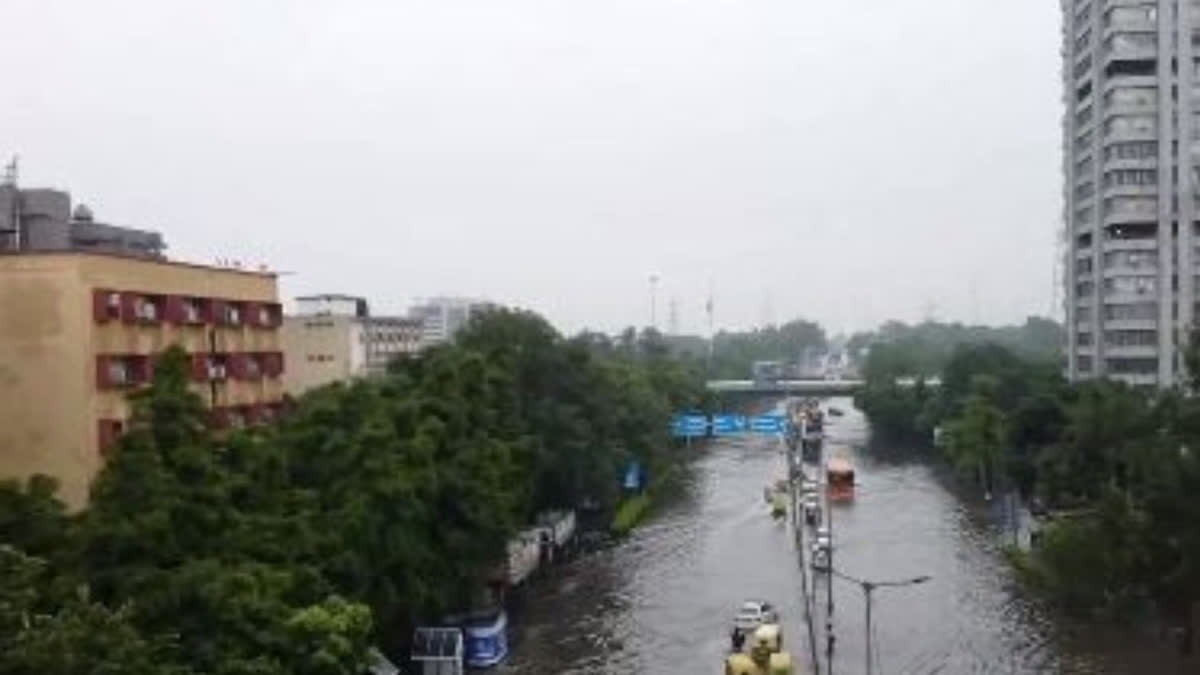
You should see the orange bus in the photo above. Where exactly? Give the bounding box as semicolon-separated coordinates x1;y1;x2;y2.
827;458;855;502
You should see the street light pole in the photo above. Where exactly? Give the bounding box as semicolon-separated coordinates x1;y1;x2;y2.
829;570;931;675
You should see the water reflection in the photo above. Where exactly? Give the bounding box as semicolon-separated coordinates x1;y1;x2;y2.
502;398;1180;674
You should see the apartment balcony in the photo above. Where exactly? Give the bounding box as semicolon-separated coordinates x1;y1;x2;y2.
1108;372;1159;387
1103;344;1160;357
1103;317;1159;330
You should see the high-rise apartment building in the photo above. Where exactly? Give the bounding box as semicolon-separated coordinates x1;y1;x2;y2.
1063;0;1200;387
0;251;285;509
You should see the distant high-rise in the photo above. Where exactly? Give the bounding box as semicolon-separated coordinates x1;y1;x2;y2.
408;296;491;348
1063;1;1199;388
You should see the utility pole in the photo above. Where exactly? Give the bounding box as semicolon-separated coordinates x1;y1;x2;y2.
705;280;715;373
649;274;660;330
794;415;821;675
824;443;835;672
829;570;931;675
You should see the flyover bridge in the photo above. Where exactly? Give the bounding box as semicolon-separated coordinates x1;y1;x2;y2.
706;377;937;396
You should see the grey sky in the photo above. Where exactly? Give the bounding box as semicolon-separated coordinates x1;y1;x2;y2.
3;0;1061;336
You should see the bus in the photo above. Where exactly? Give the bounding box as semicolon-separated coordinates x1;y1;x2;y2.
827;458;855;502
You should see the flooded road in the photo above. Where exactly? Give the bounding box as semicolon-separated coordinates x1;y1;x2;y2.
503;398;1182;674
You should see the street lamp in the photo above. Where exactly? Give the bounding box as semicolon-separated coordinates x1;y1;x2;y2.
829;569;931;675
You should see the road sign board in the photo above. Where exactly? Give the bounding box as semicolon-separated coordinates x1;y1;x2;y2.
671;414;709;438
749;414;786;433
711;414;748;435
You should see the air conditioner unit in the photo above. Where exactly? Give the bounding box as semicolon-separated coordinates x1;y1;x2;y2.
228;307;241;324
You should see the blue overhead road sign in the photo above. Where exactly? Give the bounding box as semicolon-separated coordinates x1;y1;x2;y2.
750;414;786;434
711;414;748;435
671;414;709;438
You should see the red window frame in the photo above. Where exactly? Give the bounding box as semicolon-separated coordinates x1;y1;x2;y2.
92;289;122;322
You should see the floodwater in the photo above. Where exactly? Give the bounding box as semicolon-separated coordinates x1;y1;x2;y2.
502;397;1189;674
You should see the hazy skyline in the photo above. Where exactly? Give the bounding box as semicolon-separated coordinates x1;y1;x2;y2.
2;0;1061;336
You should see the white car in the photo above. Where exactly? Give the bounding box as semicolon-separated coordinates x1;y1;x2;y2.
733;600;779;633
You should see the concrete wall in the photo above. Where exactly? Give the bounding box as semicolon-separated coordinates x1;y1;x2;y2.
0;255;94;509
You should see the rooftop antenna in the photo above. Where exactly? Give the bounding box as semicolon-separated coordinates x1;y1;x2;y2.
1;156;17;251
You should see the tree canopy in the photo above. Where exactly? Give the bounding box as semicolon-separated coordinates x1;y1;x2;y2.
0;308;709;673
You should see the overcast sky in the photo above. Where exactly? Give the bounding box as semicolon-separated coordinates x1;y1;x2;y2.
2;0;1061;336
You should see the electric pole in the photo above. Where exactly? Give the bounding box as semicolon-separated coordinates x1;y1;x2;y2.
649;274;659;330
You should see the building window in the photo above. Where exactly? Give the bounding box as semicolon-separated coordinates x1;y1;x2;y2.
1077;306;1093;323
92;289;122;322
1078;355;1093;373
1075;105;1094;127
1076;129;1094;152
214;301;242;326
191;354;228;381
1104;141;1157;161
1077;332;1094;346
134;295;162;322
1103;169;1157;187
1104;86;1157;109
1105;115;1158;138
96;355;152;389
1104;197;1158;217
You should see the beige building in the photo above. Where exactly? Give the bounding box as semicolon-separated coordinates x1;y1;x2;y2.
0;251;284;509
281;294;421;395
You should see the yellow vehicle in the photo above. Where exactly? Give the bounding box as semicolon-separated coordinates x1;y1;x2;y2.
770;493;788;519
725;624;794;675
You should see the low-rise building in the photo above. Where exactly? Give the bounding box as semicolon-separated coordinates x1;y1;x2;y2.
281;294;421;395
0;250;284;509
